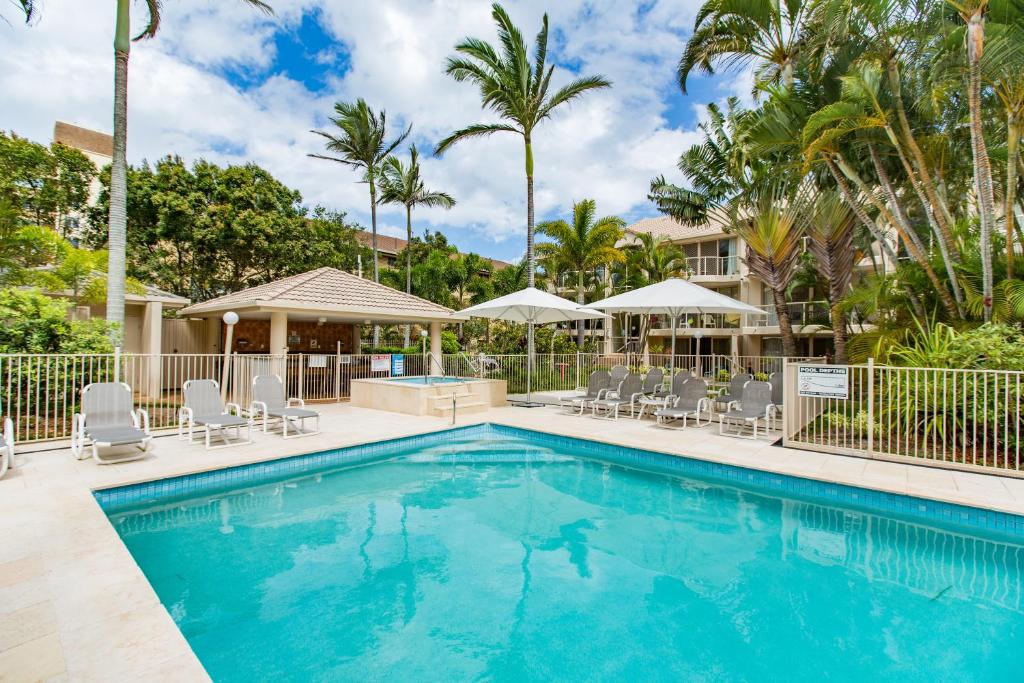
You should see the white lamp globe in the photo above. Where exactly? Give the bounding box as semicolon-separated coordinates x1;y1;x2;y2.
222;311;240;326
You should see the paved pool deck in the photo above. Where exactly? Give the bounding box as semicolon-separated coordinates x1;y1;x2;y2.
3;402;1024;681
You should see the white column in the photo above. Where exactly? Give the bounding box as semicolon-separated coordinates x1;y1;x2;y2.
270;311;288;377
429;321;442;376
141;301;162;398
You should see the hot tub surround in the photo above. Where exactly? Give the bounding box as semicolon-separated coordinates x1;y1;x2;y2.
350;376;506;417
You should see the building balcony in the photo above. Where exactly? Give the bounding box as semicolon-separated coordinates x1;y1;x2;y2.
744;301;833;330
684;256;740;280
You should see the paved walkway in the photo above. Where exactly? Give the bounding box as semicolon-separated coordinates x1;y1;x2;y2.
3;403;1024;681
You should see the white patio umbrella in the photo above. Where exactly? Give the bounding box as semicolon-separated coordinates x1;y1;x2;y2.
586;278;762;374
457;287;610;406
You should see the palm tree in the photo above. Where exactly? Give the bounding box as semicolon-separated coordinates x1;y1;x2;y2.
622;233;688;353
948;0;999;319
678;0;812;93
310;100;411;286
805;190;856;362
378;145;456;345
19;1;273;340
536;200;625;347
310;100;409;345
435;3;611;289
725;188;805;356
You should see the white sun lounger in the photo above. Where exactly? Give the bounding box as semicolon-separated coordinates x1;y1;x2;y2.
71;382;151;464
179;379;252;450
250;375;320;438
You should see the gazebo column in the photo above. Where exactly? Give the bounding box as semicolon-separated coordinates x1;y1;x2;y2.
429;321;442;376
270;311;288;377
141;301;163;399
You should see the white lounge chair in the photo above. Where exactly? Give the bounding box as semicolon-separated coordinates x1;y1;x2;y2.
250;375;320;438
634;368;669;419
719;380;774;439
0;398;14;478
716;372;753;408
598;365;630;400
655;377;711;428
558;369;610;415
179;379;252;450
591;373;645;420
71;382;151;464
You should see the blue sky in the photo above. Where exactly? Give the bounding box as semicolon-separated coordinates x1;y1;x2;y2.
2;1;750;263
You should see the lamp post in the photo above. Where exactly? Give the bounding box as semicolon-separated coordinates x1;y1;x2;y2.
221;311;239;401
420;329;429;377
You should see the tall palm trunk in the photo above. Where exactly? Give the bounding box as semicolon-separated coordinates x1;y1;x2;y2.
525;135;535;362
404;204;412;348
885;59;960;257
967;9;998;319
1005;113;1020;279
771;287;797;357
105;0;130;343
576;270;585;348
368;170;380;346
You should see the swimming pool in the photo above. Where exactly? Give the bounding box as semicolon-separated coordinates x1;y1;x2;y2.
101;424;1024;681
386;375;469;385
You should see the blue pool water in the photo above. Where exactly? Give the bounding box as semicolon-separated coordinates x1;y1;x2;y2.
387;375;469;385
104;425;1024;682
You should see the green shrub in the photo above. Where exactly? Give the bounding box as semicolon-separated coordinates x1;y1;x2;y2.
0;288;114;353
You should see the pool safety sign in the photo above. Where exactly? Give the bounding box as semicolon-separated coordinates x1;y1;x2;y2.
797;365;849;399
391;354;405;376
370;355;390;373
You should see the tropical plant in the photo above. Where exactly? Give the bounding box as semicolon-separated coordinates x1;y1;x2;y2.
537;199;625;346
618;232;687;353
805;190;856;362
92;0;272;341
725;187;805;356
435;2;611;289
678;0;812;91
378;145;455;345
310;99;410;290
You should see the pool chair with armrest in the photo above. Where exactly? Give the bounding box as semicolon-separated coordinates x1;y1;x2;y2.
71;382;151;464
636;370;679;419
718;381;774;439
250;375;320;438
716;372;753;408
591;373;645;420
179;379;252;450
654;377;711;428
597;365;629;401
0;400;14;478
558;369;610;415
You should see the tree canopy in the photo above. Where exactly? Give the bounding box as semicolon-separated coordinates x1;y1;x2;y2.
85;156;369;300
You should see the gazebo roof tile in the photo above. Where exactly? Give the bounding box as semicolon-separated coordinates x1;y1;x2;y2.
179;267;455;317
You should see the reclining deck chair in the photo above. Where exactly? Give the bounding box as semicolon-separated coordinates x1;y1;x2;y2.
179;379;252;450
250;375;320;438
71;382;151;464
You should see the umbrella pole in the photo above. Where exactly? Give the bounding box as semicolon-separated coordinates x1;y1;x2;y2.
527;320;534;403
670;315;677;376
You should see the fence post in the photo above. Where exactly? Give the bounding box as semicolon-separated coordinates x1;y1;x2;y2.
575;352;581;388
297;354;305;400
782;358;789;446
335;342;342;401
113;346;121;383
866;357;875;457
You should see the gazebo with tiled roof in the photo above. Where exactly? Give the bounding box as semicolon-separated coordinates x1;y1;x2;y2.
179;267;463;358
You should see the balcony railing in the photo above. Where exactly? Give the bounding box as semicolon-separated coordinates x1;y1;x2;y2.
746;301;832;328
684;255;739;277
649;313;741;330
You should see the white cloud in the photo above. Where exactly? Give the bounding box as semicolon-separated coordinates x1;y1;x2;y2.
0;0;732;259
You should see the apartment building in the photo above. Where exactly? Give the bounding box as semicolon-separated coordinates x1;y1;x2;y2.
615;215;846;358
52;121;113;244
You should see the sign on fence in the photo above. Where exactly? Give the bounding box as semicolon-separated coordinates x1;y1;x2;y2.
370;354;390;373
391;354;405;376
797;365;849;399
308;354;327;368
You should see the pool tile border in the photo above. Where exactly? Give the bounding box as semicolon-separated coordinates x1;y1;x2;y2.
94;422;1024;539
